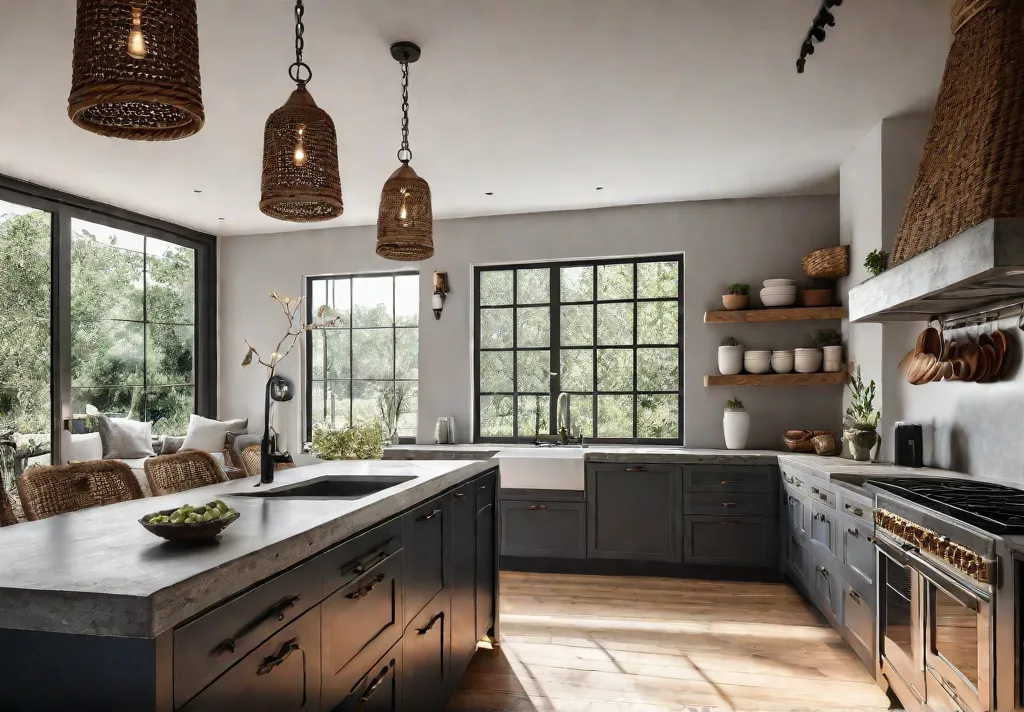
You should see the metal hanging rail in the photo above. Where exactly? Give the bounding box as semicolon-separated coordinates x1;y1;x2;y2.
933;298;1024;331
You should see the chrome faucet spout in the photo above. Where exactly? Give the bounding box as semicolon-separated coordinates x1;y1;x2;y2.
556;392;570;444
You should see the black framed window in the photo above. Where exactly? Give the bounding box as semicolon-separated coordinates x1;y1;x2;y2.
306;272;419;441
474;256;683;443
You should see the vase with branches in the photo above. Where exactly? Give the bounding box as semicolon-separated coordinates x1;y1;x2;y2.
241;291;340;482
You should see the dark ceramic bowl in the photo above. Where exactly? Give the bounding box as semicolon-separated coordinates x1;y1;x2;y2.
139;507;240;543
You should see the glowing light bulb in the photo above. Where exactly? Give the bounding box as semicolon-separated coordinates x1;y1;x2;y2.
293;125;308;167
398;189;409;221
127;7;147;60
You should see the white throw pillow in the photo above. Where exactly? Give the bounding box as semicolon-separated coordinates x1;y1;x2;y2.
69;432;103;462
181;415;248;453
96;417;156;459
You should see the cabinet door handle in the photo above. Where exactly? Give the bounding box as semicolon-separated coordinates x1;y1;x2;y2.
256;639;302;677
818;565;830;578
347;573;386;600
624;466;648;472
811;486;821;495
720;480;740;485
417;508;442;522
783;474;794;484
795;478;804;487
478;484;488;490
454;492;466;500
214;595;302;655
416;611;444;635
719;520;738;525
848;589;862;604
847;527;860;538
813;513;829;523
528;504;548;510
867;536;878;545
360;661;394;703
721;502;737;507
844;503;864;516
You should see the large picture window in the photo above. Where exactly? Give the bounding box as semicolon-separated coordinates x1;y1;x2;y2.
306;273;419;441
474;257;682;443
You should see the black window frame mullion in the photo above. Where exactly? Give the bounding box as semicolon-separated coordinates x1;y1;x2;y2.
549;266;560;434
511;269;519;440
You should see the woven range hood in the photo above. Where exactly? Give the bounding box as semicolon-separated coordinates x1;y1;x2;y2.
892;0;1024;266
68;0;204;140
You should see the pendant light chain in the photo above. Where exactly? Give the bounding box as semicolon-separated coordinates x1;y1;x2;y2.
289;0;312;86
399;61;412;164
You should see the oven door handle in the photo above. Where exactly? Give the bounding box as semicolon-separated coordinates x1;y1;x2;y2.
873;533;985;610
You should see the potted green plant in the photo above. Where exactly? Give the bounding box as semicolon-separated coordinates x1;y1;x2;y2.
722;284;750;310
843;367;881;461
864;249;889;277
723;397;749;450
718;337;744;376
817;329;843;372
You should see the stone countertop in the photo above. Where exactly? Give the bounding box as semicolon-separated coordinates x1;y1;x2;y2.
384;444;780;466
0;459;494;639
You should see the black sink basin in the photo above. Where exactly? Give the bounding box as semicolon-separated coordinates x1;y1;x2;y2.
233;475;416;499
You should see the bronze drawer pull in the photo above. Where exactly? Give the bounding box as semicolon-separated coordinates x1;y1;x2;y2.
454;492;466;500
214;595;302;655
818;493;829;501
813;513;829;523
867;536;878;544
720;480;740;485
848;589;862;604
719;520;738;525
528;504;548;510
721;502;737;507
847;527;859;538
256;639;301;677
783;474;794;484
624;466;648;472
811;487;820;494
818;565;830;578
416;611;444;635
417;508;442;522
845;503;864;516
795;478;804;487
360;662;394;702
343;537;396;577
347;573;386;600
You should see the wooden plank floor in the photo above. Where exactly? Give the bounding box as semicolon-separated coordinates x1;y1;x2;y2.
448;572;891;712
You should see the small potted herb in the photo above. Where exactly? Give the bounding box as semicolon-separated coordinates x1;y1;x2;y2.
843;367;881;461
718;337;744;376
817;329;843;373
722;284;750;310
723;398;749;450
864;249;889;277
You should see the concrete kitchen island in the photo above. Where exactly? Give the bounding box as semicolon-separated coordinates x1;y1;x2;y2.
0;459;499;711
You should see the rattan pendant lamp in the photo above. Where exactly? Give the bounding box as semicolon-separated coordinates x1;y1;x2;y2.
68;0;204;140
259;0;343;222
377;42;434;261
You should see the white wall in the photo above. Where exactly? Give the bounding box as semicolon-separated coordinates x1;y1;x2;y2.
219;196;842;451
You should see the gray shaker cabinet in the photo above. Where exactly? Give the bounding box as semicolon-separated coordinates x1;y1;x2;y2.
586;464;683;562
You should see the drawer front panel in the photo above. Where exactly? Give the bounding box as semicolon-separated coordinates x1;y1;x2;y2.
685;491;776;516
173;558;321;708
842;516;875;585
683;466;776;493
404;496;450;626
808;482;836;509
500;501;585;559
843;579;874;660
321;518;403;597
322;549;404;695
403;590;451;712
328;639;403;712
838;492;873;524
780;466;808;495
788;533;811;588
810;501;838;560
683;515;777;567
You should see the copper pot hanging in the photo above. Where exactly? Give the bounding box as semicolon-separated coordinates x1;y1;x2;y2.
68;0;204;140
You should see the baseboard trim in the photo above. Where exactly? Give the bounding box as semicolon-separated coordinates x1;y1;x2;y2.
500;556;784;582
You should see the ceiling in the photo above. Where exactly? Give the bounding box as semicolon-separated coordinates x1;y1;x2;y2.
0;0;951;236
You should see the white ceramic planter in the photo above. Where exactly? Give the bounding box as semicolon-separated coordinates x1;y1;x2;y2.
723;410;750;450
823;345;843;373
718;345;744;375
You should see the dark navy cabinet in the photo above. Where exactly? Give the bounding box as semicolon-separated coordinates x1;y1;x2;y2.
586;465;682;562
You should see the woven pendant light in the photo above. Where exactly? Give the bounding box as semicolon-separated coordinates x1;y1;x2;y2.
377;42;434;261
68;0;204;140
259;0;343;223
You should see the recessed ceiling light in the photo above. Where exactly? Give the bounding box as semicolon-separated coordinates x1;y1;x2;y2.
193;189;203;194
595;186;604;191
218;217;226;221
485;192;494;196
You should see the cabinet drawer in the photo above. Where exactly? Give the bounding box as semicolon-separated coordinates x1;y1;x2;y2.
321;548;404;705
843;579;874;658
780;466;808;495
683;515;777;567
404;496;450;627
810;501;839;560
683;466;776;493
500;501;585;559
785;490;809;537
180;607;321;712
476;470;496;511
173;557;321;708
321;518;403;597
685;492;776;516
839;491;873;524
808;482;836;509
329;639;403;712
787;533;811;589
842;516;875;585
403;590;452;711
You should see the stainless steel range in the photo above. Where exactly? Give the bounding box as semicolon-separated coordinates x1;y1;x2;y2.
867;477;1024;712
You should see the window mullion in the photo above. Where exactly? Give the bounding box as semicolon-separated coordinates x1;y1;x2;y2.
549;266;560;436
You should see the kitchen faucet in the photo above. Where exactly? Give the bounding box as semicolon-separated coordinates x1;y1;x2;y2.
555;392;585;446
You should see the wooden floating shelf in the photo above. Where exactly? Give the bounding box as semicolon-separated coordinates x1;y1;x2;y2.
704;307;847;323
704;372;849;388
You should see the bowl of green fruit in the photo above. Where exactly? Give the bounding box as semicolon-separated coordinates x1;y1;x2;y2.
140;500;240;542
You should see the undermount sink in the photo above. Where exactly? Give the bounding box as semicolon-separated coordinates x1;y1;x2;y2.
232;475;416;499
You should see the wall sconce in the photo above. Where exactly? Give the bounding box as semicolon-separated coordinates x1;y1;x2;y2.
432;271;449;320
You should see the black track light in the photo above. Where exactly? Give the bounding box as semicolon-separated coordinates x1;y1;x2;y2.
796;0;842;73
802;40;815;56
796;57;806;73
817;8;835;26
810;25;826;42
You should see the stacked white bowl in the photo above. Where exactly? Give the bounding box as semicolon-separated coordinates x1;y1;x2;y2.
743;350;772;374
771;349;795;373
794;347;823;373
760;278;797;307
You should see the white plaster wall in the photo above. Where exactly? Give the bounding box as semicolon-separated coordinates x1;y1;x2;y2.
219;196;842;450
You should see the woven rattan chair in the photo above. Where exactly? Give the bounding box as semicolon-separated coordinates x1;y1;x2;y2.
241;445;297;478
16;461;143;521
144;450;228;496
1;487;17;526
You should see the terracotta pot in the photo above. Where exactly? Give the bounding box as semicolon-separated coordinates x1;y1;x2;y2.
722;294;749;310
799;288;833;307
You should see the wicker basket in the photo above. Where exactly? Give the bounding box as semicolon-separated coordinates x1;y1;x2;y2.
801;246;850;279
811;433;838;456
140;508;240;543
892;0;1024;266
782;430;831;453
